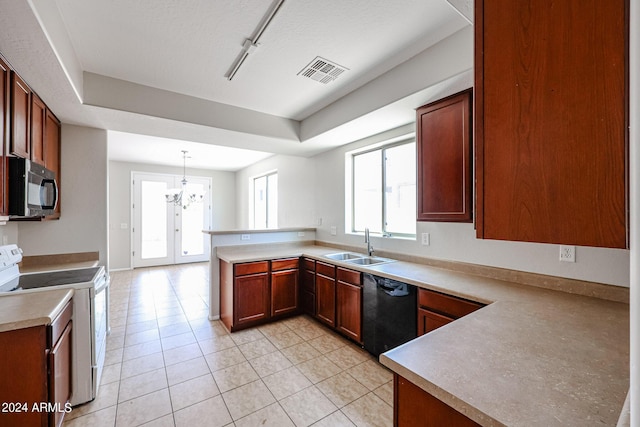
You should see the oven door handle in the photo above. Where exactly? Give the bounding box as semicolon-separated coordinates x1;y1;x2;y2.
94;272;109;294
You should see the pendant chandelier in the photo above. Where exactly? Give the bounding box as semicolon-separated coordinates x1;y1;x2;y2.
165;150;205;209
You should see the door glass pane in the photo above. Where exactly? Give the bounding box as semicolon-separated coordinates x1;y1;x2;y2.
141;181;168;259
267;173;278;229
384;143;416;235
353;151;382;233
181;182;206;256
254;175;267;229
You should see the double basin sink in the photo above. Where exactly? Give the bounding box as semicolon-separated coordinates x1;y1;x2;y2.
324;252;394;266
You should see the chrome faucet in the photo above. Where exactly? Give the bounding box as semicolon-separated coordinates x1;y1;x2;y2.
364;228;374;256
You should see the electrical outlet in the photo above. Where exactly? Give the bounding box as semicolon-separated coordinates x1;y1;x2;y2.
330;226;337;236
421;233;430;246
559;245;576;262
298;232;305;237
241;234;250;241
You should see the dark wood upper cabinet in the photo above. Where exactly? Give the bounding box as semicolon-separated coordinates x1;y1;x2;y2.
10;71;30;159
0;56;9;216
417;89;473;222
475;0;628;248
45;110;61;218
30;93;46;165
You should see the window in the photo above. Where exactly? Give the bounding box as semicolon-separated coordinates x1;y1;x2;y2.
253;172;278;229
352;141;416;236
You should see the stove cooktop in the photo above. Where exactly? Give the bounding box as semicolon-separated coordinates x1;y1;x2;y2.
20;267;101;288
1;267;102;292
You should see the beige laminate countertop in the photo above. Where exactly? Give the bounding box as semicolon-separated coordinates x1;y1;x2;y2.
216;244;629;427
0;288;74;333
19;261;100;274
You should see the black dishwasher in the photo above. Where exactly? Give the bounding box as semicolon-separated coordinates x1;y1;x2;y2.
363;274;417;357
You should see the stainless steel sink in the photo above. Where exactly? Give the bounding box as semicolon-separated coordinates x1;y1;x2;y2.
324;252;365;261
345;256;394;266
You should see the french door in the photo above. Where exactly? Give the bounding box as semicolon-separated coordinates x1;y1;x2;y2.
132;173;211;268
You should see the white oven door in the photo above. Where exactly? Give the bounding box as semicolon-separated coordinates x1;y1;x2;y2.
92;273;109;397
69;288;92;406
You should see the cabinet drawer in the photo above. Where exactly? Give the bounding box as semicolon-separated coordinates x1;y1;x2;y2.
303;258;315;271
418;289;482;319
49;299;72;347
272;258;299;271
337;268;361;286
235;261;269;276
316;261;336;278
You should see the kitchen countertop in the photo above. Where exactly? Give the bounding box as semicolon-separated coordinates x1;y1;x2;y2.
205;227;316;235
19;251;100;273
0;288;74;333
20;260;100;273
216;244;629;426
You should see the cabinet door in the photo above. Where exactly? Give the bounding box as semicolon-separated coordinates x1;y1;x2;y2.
336;280;362;343
475;0;627;248
301;290;315;317
417;308;453;336
301;259;316;315
234;272;269;326
10;71;30;158
30;93;46;164
301;258;316;293
315;274;336;327
44;110;61;218
0;56;9;215
49;321;72;427
271;268;298;317
417;89;472;222
394;374;481;427
0;326;48;426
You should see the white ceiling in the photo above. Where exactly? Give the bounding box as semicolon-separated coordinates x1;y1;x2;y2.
0;0;473;170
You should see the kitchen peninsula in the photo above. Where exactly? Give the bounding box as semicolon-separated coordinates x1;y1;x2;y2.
206;228;629;426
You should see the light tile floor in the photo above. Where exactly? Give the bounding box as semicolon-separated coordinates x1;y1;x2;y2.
63;263;393;427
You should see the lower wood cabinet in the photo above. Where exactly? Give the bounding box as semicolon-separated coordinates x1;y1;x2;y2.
235;270;270;326
271;258;299;318
417;288;483;336
301;258;316;316
220;260;269;331
0;299;72;427
394;374;480;427
220;258;299;332
336;267;362;344
220;256;363;344
315;261;337;328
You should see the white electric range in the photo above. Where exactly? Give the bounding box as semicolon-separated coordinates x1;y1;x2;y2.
0;245;109;406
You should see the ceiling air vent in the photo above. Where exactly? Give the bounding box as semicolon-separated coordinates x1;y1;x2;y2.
298;57;348;84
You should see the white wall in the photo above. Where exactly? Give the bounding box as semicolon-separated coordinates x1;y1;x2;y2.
17;124;109;266
108;160;237;270
235;155;316;229
236;124;630;288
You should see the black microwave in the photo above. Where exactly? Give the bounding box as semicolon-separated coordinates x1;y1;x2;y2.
8;158;58;217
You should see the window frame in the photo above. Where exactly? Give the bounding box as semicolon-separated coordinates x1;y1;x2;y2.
350;138;416;238
252;171;278;229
